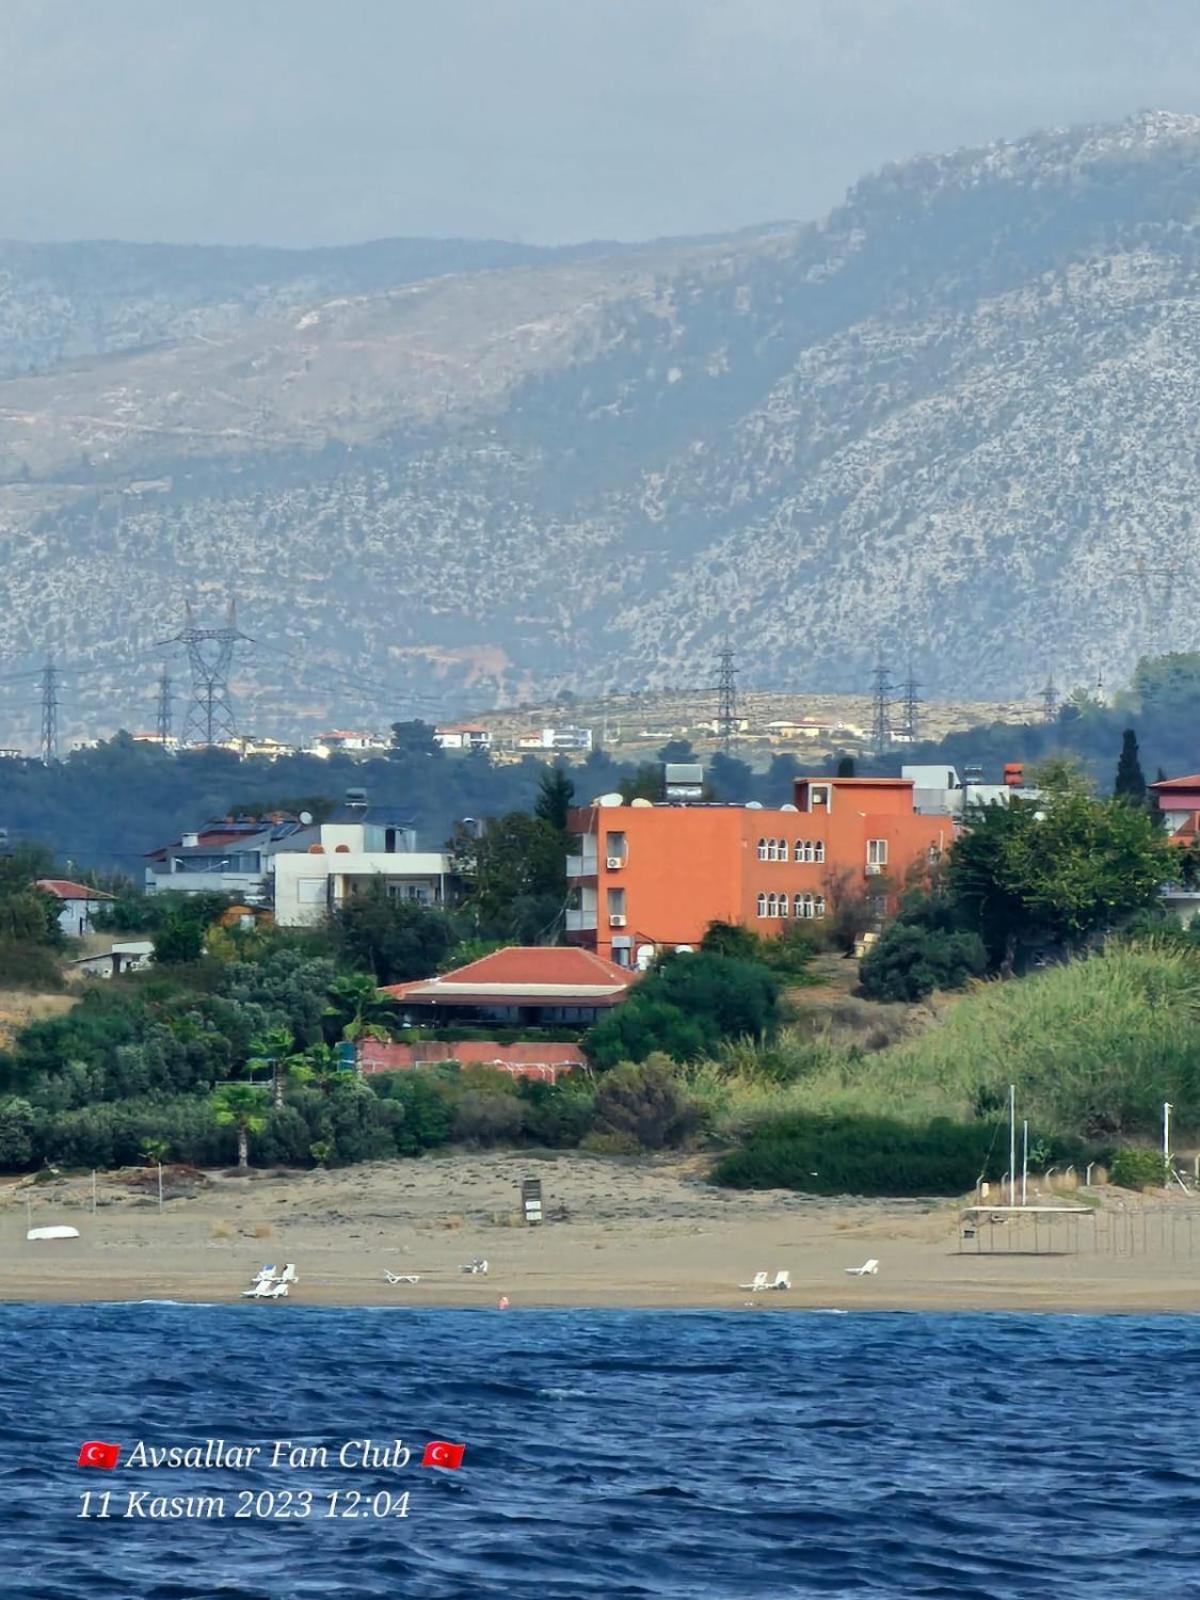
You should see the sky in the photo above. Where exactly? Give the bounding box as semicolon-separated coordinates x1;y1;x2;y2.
2;0;1199;248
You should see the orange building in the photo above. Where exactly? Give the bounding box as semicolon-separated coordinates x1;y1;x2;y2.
566;776;950;965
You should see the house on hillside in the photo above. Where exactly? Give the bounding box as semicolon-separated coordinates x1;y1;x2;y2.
434;724;493;753
566;774;950;965
383;946;638;1027
36;878;115;938
1149;773;1200;922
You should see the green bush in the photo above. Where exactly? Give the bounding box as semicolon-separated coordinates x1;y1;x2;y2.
0;941;64;992
592;1055;697;1151
367;1071;455;1154
713;1113;1014;1197
0;1096;35;1167
859;924;987;1002
1109;1147;1170;1190
585;950;782;1068
518;1076;596;1147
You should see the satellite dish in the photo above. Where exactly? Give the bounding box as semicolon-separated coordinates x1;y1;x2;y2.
745;801;763;810
780;802;799;812
299;811;314;826
673;944;694;954
635;944;656;970
630;797;653;808
597;792;625;807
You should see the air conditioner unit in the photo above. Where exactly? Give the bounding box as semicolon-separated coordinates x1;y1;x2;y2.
865;862;883;876
606;856;624;869
609;914;627;927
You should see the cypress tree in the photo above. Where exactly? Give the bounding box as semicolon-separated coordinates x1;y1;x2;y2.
1114;728;1146;803
836;755;856;778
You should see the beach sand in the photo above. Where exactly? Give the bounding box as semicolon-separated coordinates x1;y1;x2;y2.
2;1153;1198;1313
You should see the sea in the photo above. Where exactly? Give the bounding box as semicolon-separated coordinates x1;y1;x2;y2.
1;1304;1198;1599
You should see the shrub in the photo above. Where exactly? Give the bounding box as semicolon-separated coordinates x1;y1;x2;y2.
450;1071;525;1144
713;1113;1009;1197
367;1071;455;1154
585;950;781;1068
0;1096;35;1168
0;941;64;991
1109;1147;1170;1190
518;1076;596;1147
592;1055;697;1150
859;924;987;1002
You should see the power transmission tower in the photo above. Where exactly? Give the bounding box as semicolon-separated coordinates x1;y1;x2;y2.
870;654;893;756
900;662;920;744
714;638;738;755
155;664;173;745
1040;677;1058;724
39;657;59;764
158;602;252;748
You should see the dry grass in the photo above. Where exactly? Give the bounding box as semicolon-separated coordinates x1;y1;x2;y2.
250;1223;274;1240
210;1221;233;1241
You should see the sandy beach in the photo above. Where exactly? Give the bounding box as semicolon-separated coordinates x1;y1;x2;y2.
2;1153;1198;1313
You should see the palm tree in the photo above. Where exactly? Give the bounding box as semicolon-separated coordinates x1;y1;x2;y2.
324;974;395;1043
248;1026;296;1109
289;1042;351;1096
211;1085;269;1169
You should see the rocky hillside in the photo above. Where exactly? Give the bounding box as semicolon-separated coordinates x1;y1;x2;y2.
2;110;1200;739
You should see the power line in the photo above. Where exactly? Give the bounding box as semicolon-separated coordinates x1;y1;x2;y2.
158;601;252;748
155;663;173;745
714;637;738;755
870;653;893;757
900;662;920;744
39;657;59;765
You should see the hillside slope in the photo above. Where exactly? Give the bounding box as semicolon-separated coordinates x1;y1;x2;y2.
3;112;1200;735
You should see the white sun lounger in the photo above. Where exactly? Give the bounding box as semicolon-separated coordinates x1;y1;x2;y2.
242;1280;275;1298
460;1257;488;1275
279;1264;298;1284
252;1264;277;1283
845;1259;879;1276
768;1270;791;1290
739;1271;770;1291
384;1271;421;1285
267;1282;289;1298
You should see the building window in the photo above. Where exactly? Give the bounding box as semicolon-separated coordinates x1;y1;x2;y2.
810;785;831;811
605;831;628;866
757;892;768;917
606;888;626;921
867;838;888;866
814;840;825;863
777;837;788;861
814;895;826;918
928;845;941;865
758;838;768;861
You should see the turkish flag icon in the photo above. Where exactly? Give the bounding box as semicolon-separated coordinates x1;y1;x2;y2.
421;1440;465;1470
77;1441;122;1470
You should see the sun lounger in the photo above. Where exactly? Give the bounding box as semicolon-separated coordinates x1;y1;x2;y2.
768;1270;791;1290
739;1271;770;1291
252;1264;277;1283
460;1257;488;1275
279;1264;298;1284
242;1280;275;1298
845;1259;879;1276
267;1282;289;1298
384;1271;421;1284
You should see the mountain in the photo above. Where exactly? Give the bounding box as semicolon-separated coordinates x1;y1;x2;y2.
2;111;1200;741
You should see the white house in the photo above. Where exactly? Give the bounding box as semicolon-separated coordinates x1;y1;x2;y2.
36;879;114;938
272;819;454;926
434;724;493;753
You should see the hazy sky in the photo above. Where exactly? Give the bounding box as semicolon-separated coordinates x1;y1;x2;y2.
2;0;1199;247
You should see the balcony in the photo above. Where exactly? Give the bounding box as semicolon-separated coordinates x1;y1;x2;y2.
565;909;598;933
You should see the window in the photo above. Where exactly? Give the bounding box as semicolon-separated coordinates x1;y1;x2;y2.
297;878;326;905
757;892;768;917
765;893;778;917
810;785;831;811
778;838;788;860
814;840;825;863
605;831;628;865
867;839;888;866
793;892;816;919
927;845;941;865
814;896;826;919
758;838;768;861
606;888;627;919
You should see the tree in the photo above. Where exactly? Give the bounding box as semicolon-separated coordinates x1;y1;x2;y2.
534;766;575;833
153;913;205;965
1114;728;1146;804
389;719;441;760
449;812;566;937
859;923;987;1002
247;1025;297;1108
656;739;695;764
323;973;396;1042
211;1084;268;1168
617;764;663;803
331;883;458;983
835;756;856;778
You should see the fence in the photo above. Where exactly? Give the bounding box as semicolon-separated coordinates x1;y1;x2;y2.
958;1203;1200;1258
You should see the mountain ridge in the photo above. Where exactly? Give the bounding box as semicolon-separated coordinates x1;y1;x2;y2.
0;112;1198;740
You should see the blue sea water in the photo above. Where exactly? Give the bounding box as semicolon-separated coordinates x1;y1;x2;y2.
1;1306;1198;1599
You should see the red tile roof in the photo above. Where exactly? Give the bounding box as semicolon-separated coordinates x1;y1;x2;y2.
36;878;114;901
1151;775;1200;789
383;946;638;1007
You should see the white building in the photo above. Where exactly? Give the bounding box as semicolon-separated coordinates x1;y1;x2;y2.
434;724;493;753
902;764;1039;817
305;730;391;759
272;818;453;926
517;725;593;754
36;878;115;938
